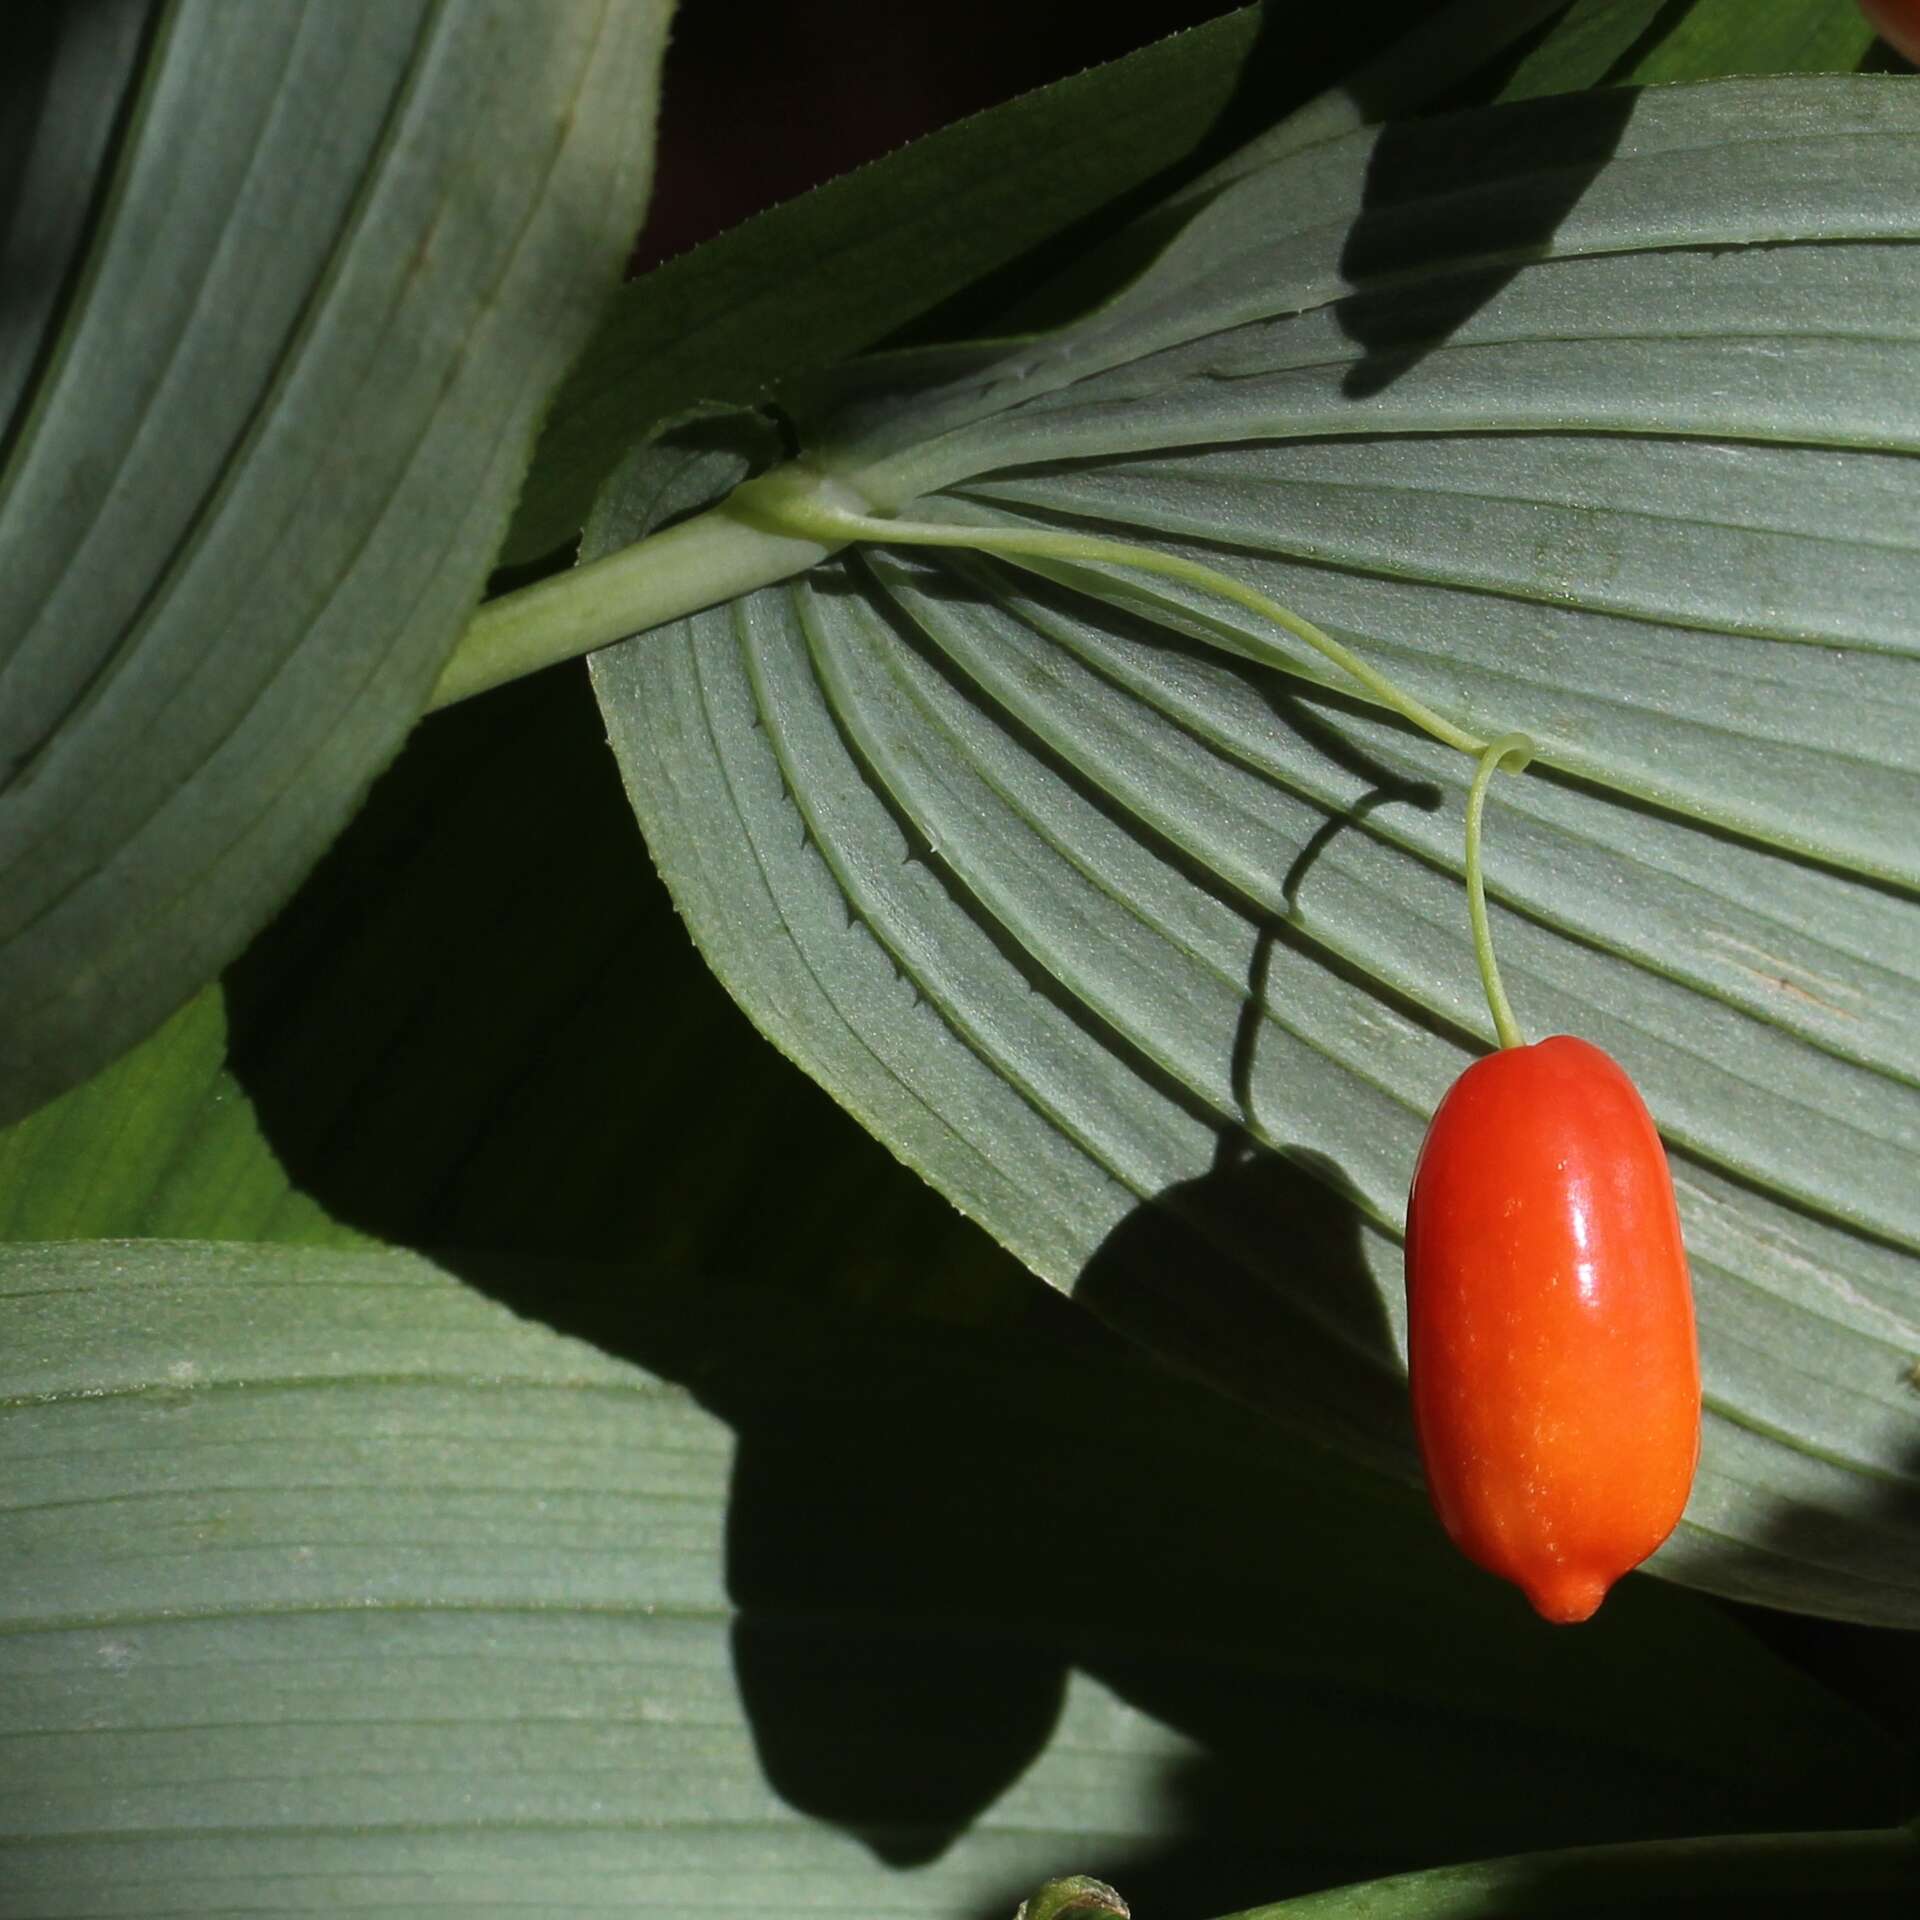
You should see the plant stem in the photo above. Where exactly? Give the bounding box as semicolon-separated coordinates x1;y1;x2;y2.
730;466;1546;1048
1465;732;1536;1049
426;500;848;711
429;0;1570;714
444;447;1547;1048
1212;1823;1920;1919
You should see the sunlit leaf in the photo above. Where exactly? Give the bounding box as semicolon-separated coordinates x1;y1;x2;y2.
590;75;1920;1622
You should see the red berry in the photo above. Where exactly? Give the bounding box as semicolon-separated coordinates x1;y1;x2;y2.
1405;1037;1701;1623
1862;0;1920;64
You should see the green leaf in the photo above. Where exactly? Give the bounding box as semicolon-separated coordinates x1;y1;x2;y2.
3;1240;1910;1913
0;0;670;1128
1190;1826;1920;1919
1501;0;1877;98
1619;0;1879;84
0;655;1027;1330
496;4;1266;568
0;987;347;1247
0;3;151;430
587;76;1920;1622
498;0;1597;570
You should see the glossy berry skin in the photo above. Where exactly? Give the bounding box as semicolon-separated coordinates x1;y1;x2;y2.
1405;1037;1700;1624
1861;1;1920;66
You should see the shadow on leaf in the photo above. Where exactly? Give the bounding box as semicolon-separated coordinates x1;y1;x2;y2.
1336;85;1638;397
219;665;1913;1914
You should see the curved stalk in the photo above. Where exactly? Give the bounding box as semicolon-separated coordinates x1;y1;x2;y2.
442;451;1548;1048
727;468;1493;756
727;464;1546;1050
429;0;1572;714
1464;732;1537;1049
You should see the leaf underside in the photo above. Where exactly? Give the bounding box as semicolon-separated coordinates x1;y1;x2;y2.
590;76;1920;1625
0;0;669;1126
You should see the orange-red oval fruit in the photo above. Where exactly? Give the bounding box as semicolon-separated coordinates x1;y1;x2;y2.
1405;1036;1700;1624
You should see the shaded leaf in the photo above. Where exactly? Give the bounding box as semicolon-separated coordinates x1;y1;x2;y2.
1181;1826;1920;1920
0;652;1025;1328
1621;0;1880;83
1502;0;1877;98
0;1;151;433
0;0;670;1125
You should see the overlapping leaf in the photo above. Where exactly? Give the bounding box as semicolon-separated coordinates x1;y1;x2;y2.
2;1241;1908;1914
0;0;669;1126
8;9;1916;1917
590;76;1920;1623
496;4;1266;568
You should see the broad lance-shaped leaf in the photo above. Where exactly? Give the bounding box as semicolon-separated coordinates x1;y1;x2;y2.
588;76;1920;1624
2;1241;1910;1911
0;0;669;1128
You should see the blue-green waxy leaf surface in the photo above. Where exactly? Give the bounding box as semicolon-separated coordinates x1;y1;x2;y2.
589;76;1920;1624
0;0;670;1127
2;1240;1911;1913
